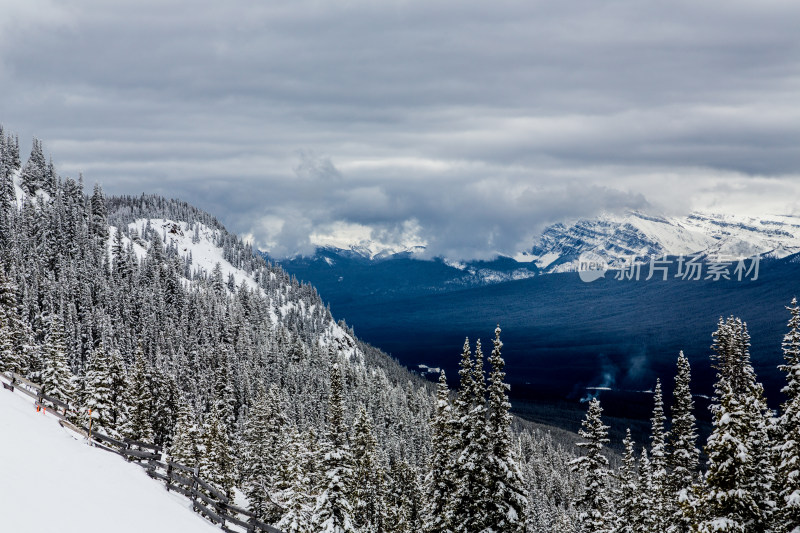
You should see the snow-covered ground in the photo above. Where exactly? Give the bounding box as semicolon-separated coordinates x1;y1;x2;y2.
0;385;219;533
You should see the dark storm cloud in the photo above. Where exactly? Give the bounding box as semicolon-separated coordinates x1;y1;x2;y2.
1;0;799;258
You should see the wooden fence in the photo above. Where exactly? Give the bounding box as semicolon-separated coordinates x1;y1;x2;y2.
0;371;283;533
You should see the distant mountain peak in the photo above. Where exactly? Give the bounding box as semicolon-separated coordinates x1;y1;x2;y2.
529;211;800;273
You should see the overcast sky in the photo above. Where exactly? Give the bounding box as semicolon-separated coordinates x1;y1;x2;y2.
2;0;799;259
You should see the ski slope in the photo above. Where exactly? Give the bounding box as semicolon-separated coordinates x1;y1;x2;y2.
0;385;218;533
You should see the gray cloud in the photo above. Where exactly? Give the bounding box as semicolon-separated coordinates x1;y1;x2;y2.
2;0;800;259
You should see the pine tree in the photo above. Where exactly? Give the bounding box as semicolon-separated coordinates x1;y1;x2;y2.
41;311;73;406
425;370;456;533
570;398;612;533
0;269;24;374
242;386;287;523
107;348;128;431
150;366;179;447
648;379;669;530
451;339;490;532
637;448;657;531
777;297;800;531
125;347;154;442
82;343;120;437
613;429;640;533
484;325;528;532
387;459;424;533
169;400;202;468
276;427;315;533
20;138;46;196
90;183;108;240
311;359;357;533
351;405;388;532
201;404;236;498
668;351;699;533
693;317;776;532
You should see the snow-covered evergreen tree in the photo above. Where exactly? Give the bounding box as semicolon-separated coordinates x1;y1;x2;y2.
387;458;424;533
82;342;122;437
169;400;202;468
242;385;287;523
451;339;490;532
637;448;657;531
613;429;640;533
40;311;73;406
125;346;153;442
777;297;800;531
201;404;236;498
668;351;699;533
276;427;315;533
0;269;25;374
648;379;669;530
570;398;612;533
692;317;776;532
425;370;456;533
311;359;357;533
485;325;528;532
20;138;46;196
351;405;387;533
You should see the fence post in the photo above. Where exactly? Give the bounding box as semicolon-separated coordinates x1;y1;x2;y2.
191;466;199;507
165;461;172;492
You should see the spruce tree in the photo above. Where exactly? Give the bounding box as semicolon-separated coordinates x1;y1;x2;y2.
425;370;456;533
614;429;640;533
311;359;357;533
351;405;388;532
0;269;24;374
276;427;315;533
200;404;236;498
125;347;154;442
777;297;800;531
393;459;425;533
570;398;612;533
485;325;528;532
41;311;73;406
451;339;490;532
243;386;287;523
82;343;119;437
107;348;128;431
637;448;656;531
648;379;669;530
668;351;699;533
693;317;776;532
20;138;46;196
169;400;202;468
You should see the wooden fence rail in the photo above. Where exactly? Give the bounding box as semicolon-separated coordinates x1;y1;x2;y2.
0;371;284;533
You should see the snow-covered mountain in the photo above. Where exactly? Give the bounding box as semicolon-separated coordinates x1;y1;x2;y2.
275;211;800;291
292;212;800;271
525;211;800;273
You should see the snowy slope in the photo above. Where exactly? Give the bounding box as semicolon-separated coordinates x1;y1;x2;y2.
126;218;261;291
0;385;219;533
113;218;363;364
527;211;800;272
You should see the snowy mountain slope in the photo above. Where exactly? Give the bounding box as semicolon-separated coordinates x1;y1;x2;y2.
125;218;262;291
0;385;219;533
110;217;363;363
526;211;800;272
